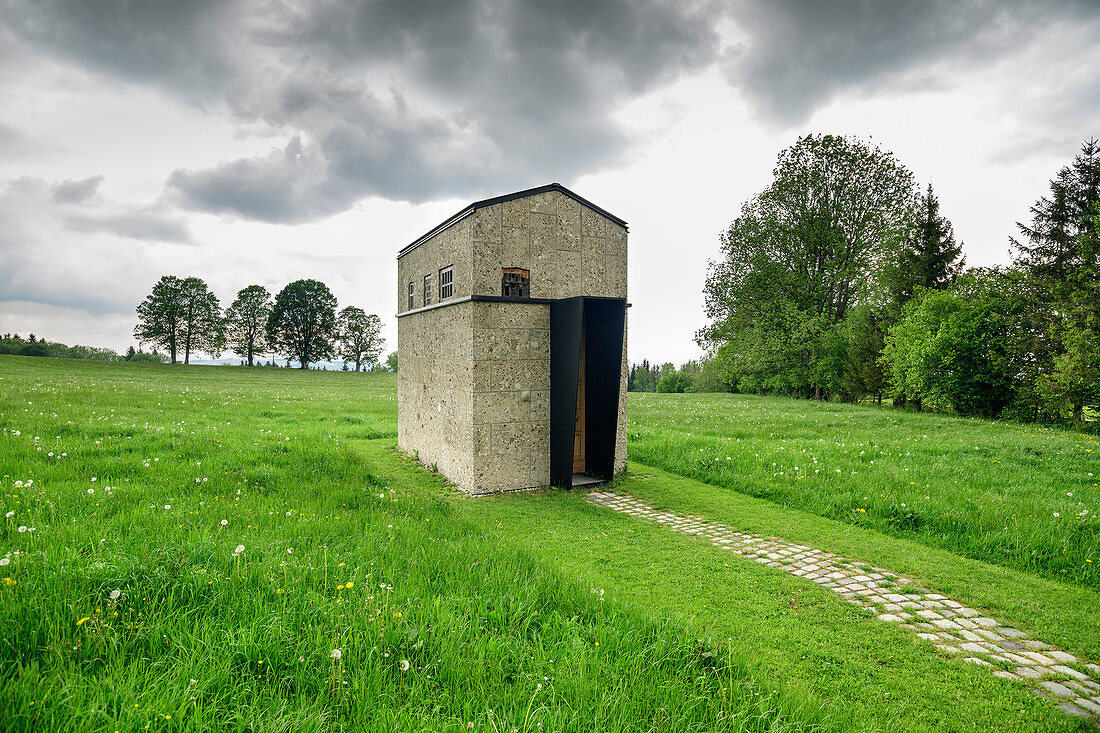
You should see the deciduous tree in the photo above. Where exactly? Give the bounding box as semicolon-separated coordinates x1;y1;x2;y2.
266;279;337;369
700;134;918;399
134;275;185;363
336;306;385;372
225;285;272;367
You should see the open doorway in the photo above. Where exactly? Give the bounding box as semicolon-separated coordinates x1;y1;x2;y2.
550;296;626;488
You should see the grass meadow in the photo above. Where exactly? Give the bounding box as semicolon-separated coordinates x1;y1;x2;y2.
628;393;1100;590
0;355;1097;732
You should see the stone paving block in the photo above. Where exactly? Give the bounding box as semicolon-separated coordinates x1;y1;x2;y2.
1024;652;1057;665
1041;681;1078;698
1049;651;1077;663
1061;702;1092;718
877;614;904;623
994;670;1020;680
964;657;992;666
1052;665;1089;680
1077;698;1100;715
997;627;1026;638
1016;666;1043;679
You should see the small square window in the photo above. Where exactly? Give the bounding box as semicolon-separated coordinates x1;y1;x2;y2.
502;268;530;298
423;274;431;306
408;282;414;310
439;266;453;300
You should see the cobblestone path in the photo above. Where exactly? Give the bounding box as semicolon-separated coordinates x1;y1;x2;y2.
587;490;1100;722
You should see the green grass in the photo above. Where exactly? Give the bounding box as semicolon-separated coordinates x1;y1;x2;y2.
0;356;817;732
627;392;1100;590
0;356;1095;732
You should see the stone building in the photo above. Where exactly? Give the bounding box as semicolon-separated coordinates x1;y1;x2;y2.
396;183;628;493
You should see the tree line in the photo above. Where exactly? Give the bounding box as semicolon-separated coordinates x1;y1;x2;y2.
697;134;1099;424
0;333;165;362
134;277;387;370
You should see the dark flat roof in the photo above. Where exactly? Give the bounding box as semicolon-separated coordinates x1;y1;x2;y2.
397;182;627;260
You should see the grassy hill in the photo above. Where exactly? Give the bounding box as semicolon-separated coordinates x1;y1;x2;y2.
1;356;1096;731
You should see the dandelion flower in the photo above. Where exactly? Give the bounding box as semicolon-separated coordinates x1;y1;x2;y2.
76;617;91;626
0;558;9;566
234;544;245;555
109;590;121;600
345;581;353;589
17;526;27;533
400;659;410;672
13;481;23;488
330;649;342;660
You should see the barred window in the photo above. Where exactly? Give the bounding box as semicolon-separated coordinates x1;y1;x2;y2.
502;268;530;298
408;282;414;310
439;266;453;300
423;274;431;306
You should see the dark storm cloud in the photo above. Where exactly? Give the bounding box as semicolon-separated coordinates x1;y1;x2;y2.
724;0;1100;124
4;0;719;222
168;0;720;221
0;0;238;97
5;0;1096;223
52;175;104;203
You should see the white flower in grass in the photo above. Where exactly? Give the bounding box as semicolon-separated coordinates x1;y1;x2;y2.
330;649;342;660
13;481;23;489
91;477;97;482
0;558;9;566
220;519;228;526
5;511;13;518
1053;512;1060;518
109;590;121;600
87;488;94;495
18;526;27;533
164;505;171;510
234;544;245;556
399;659;410;672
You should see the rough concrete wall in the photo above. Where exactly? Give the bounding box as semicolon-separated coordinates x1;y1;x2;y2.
397;301;475;487
470;191;627;300
397;218;472;313
469;301;551;492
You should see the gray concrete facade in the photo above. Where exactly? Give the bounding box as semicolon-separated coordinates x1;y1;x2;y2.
397;184;628;493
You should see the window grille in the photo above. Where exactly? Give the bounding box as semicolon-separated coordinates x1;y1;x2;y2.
423;274;431;306
502;268;530;298
439;266;453;300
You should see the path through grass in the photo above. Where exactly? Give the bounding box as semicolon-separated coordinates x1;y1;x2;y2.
627;393;1100;590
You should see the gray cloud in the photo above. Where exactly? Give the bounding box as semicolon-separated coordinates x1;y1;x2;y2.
64;207;191;243
724;0;1100;124
4;0;720;222
52;175;103;203
0;0;238;98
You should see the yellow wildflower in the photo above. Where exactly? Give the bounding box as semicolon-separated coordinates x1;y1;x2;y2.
76;617;91;626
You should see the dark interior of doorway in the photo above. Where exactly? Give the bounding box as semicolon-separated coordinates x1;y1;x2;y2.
550;296;626;488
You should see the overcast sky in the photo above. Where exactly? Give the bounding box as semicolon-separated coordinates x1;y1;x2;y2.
1;0;1098;365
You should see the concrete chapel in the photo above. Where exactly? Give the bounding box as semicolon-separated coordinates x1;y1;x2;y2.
396;183;628;493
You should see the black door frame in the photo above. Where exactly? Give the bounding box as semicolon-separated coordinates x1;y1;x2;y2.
549;296;626;488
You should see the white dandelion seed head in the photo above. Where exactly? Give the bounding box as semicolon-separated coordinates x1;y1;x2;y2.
0;557;9;566
330;649;342;660
5;511;13;518
235;544;245;554
18;525;28;533
13;481;23;488
109;590;121;600
400;659;410;672
220;519;228;526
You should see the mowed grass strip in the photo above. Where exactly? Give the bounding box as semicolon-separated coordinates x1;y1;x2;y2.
627;392;1100;591
0;356;817;732
425;474;1084;733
